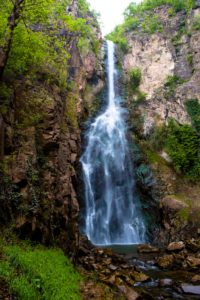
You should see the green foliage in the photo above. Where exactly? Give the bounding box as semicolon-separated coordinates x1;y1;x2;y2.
177;207;190;221
0;0;98;83
141;14;163;33
11;277;39;300
147;119;200;182
164;75;185;97
193;15;200;30
135;90;147;103
15;87;53;129
129;68;142;90
7;24;50;75
0;244;82;300
78;0;90;16
107;10;163;49
0;1;13;46
187;53;193;66
185;99;200;132
106;25;129;52
124;0;195;17
149;125;168;151
165;120;200;181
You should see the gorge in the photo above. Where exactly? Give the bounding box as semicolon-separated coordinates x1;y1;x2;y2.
0;0;200;299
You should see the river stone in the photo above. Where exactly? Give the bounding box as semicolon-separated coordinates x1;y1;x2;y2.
167;241;185;252
118;286;140;300
138;244;160;253
181;284;200;295
160;197;189;211
191;275;200;283
186;239;200;252
187;256;200;267
157;255;174;268
159;278;173;286
133;272;150;282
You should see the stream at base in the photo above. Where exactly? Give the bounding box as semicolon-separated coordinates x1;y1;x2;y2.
109;245;200;299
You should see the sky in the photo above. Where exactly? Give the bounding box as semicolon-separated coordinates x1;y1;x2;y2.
87;0;141;36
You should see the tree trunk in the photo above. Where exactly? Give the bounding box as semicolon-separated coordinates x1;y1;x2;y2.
0;0;24;80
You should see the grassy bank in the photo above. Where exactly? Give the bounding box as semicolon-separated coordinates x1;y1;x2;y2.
0;238;82;300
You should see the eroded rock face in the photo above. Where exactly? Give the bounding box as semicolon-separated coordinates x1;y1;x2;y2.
122;4;200;244
123;6;200;135
0;3;104;255
124;35;175;99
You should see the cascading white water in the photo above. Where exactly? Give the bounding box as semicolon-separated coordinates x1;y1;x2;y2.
81;41;146;245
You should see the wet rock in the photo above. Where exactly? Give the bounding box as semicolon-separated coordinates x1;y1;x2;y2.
138;244;160;253
191;275;200;283
133;272;150;282
109;264;118;271
159;278;173;287
161;197;189;211
187;256;200;267
186;239;200;252
118;286;140;300
157;255;174;268
167;241;185;252
181;284;200;295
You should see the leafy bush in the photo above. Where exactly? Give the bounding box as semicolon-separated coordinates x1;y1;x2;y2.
106;25;129;52
141;14;163;33
165;120;200;181
185;99;200;132
0;0;98;82
129;68;142;90
149;125;168;151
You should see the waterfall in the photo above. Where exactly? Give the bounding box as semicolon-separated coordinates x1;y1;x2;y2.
81;41;146;245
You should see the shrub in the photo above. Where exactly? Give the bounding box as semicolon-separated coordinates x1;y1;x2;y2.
106;25;129;52
129;68;142;90
149;125;168;151
141;14;163;33
165;120;200;181
185;99;200;132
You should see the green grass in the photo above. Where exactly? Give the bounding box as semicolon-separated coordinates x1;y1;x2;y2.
0;243;82;300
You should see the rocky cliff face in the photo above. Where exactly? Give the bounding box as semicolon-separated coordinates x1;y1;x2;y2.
124;4;200;135
120;2;200;242
0;0;103;255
